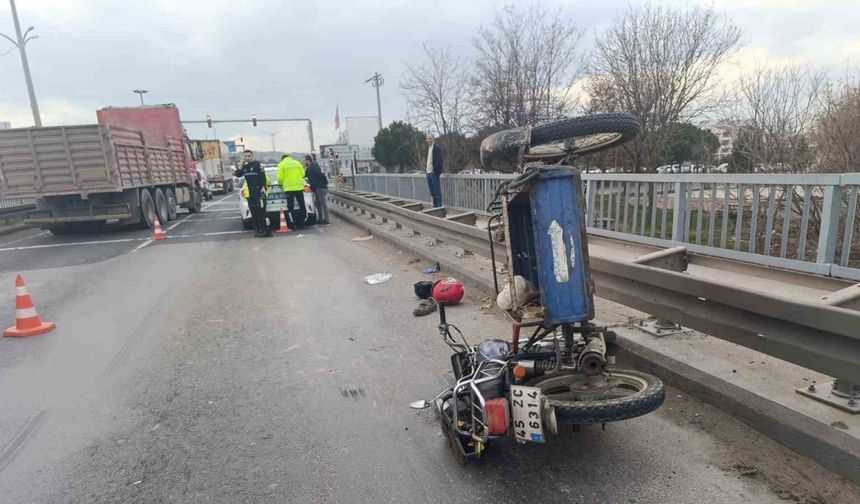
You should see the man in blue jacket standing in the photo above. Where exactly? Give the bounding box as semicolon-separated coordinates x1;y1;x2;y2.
425;133;443;208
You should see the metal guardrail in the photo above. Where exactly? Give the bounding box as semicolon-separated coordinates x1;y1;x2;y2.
329;187;860;385
348;173;860;281
0;199;35;215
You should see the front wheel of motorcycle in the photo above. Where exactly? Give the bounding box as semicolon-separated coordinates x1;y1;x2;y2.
526;369;665;424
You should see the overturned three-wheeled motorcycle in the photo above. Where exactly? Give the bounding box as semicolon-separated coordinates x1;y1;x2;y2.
411;113;666;464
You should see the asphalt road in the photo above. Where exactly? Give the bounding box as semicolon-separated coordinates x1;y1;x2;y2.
0;192;856;503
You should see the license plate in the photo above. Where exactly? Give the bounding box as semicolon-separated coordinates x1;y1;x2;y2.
510;385;544;443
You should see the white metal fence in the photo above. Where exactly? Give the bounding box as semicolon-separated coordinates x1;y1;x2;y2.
0;198;34;211
348;172;860;280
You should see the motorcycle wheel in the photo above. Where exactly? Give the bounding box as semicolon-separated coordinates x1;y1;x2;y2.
529;113;640;157
526;369;664;424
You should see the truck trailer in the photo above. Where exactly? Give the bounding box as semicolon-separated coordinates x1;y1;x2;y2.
0;104;202;234
189;139;234;194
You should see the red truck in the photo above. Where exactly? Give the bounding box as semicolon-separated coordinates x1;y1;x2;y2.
0;104;203;234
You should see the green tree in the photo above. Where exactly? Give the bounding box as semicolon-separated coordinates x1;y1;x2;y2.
437;132;481;173
372;121;426;172
658;123;719;165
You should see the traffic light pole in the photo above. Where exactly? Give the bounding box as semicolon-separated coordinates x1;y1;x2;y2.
182;117;315;153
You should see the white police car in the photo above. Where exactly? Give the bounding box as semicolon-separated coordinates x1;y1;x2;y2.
238;167;317;230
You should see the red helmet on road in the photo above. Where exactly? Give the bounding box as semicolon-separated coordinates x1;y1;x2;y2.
433;277;465;305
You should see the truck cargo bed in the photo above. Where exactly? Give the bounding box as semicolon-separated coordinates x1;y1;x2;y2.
0;124;187;199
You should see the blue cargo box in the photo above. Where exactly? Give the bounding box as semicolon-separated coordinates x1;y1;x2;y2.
505;168;594;324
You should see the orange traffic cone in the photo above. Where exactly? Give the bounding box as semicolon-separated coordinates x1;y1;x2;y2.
4;275;56;338
152;216;167;240
276;209;291;234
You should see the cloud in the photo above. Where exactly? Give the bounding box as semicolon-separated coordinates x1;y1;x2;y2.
2;0;859;149
1;98;100;128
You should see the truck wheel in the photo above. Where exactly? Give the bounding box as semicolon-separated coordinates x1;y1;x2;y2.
139;189;156;229
154;188;170;225
48;224;72;236
166;189;178;220
188;190;202;214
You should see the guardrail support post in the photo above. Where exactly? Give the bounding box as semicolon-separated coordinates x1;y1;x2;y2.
633;246;691;337
800;282;860;413
816;185;842;265
797;378;860;414
671;182;689;242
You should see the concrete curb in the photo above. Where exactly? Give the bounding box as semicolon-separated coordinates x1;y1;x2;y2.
614;337;860;484
0;223;34;237
332;204;860;484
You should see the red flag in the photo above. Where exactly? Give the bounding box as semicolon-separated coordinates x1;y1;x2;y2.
335;105;340;130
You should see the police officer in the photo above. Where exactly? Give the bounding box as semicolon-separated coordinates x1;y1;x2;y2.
235;149;271;237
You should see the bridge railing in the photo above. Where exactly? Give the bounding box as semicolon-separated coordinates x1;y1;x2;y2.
0;198;35;212
348;172;860;280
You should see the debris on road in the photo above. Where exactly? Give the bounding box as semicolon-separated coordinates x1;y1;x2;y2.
413;298;438;317
413;281;434;299
480;296;495;310
364;273;392;285
423;264;440;274
351;235;374;242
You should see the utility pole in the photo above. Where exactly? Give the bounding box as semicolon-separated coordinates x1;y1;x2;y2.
1;0;41;126
264;131;279;152
133;89;147;106
365;72;384;131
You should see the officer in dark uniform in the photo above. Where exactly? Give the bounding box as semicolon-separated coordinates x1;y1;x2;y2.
235;149;271;237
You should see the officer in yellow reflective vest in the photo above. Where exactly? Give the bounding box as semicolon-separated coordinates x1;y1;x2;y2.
277;154;307;230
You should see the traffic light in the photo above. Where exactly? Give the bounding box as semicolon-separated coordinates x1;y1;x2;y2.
239;137;243;143
252;114;257;127
206;115;212;128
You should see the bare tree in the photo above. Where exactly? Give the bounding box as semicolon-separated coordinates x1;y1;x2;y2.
811;73;860;173
724;64;828;257
401;44;470;135
727;64;826;173
470;4;584;130
587;3;741;171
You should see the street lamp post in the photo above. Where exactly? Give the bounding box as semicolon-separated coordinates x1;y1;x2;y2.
264;131;279;152
365;72;384;131
1;0;41;126
133;89;148;106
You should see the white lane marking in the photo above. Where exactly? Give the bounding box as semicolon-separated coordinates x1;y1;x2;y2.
134;194;237;252
0;237;144;252
166;214;192;231
201;192;236;210
169;230;247;238
132;239;154;253
0;230;49;247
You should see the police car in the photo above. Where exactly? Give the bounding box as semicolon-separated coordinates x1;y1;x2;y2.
238;167;317;230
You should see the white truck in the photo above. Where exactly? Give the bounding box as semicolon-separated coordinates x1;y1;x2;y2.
188;139;234;193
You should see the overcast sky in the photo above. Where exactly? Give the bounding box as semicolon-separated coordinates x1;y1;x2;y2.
1;0;859;152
